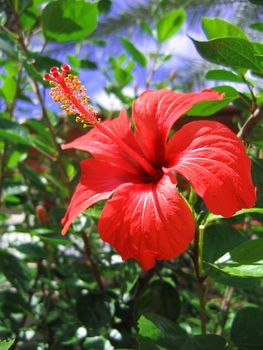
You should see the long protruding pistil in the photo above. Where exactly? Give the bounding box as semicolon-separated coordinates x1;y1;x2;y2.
44;65;160;179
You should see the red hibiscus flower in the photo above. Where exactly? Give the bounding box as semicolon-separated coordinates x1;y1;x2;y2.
44;65;256;269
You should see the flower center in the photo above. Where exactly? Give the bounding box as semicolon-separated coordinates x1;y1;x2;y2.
44;65;160;179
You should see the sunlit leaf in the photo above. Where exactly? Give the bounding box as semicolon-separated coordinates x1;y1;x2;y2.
156;8;186;43
187;85;239;116
120;36;147;67
202;17;248;39
0;339;15;350
205;69;245;83
192;37;262;71
41;0;98;42
2;76;17;104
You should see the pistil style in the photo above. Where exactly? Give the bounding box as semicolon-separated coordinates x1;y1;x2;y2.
44;65;160;178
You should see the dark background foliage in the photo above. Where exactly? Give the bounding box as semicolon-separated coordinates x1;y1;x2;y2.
0;0;263;349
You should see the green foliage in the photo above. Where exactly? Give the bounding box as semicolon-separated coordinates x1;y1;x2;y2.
133;280;181;323
156;8;186;42
205;69;245;83
41;0;98;42
120;37;147;67
76;292;113;330
231;307;263;349
192;37;262;71
202;17;248;39
137;314;226;350
187;85;239;116
250;22;263;32
0;339;15;350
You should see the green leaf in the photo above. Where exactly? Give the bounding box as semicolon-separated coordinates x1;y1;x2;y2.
19;4;38;30
0;33;17;56
0;11;7;27
114;68;133;86
248;0;263;4
191;37;262;71
250;22;263;32
29;134;55;155
41;0;98;42
134;281;181;323
207;207;263;223
206;266;259;288
140;20;153;35
2;76;17;104
0;339;15;350
80;59;98;69
156;8;186;43
187;85;239;116
230;239;263;264
98;0;112;14
138;314;226;350
34;55;62;73
232;207;263;216
0;118;31;145
0;249;31;295
249;117;263;148
212;259;263;278
203;223;246;264
15;243;49;260
137;313;186;350
231;307;263;350
205;69;245;83
18;163;48;191
120;36;147;67
67;55;98;69
6;148;27;169
202;17;248;40
252;159;263;207
76;292;112;330
25;119;52;142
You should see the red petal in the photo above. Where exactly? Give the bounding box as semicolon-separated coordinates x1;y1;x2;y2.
98;175;195;269
62;110;142;174
61;159;140;235
132;89;223;164
165;121;256;217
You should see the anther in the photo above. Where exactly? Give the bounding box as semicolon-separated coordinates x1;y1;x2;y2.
44;63;98;127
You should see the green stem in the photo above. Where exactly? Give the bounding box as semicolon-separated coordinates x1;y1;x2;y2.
9;2;72;197
193;224;207;335
241;75;257;112
237;105;263;141
198;224;205;277
146;45;160;88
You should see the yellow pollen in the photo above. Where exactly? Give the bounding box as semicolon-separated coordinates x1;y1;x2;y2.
49;72;99;128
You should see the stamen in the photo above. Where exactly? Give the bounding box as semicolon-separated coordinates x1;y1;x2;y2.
43;64;99;127
44;64;160;179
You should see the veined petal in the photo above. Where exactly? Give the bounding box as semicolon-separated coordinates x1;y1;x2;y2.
62;109;143;174
165;121;256;217
132;89;223;164
98;175;195;269
61;159;140;235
